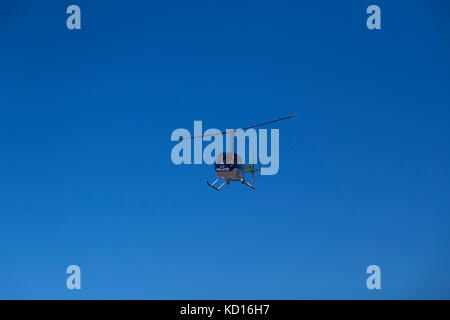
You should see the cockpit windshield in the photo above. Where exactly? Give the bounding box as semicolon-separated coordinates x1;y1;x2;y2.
215;152;242;165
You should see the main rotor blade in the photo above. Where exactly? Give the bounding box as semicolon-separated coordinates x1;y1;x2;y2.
178;130;234;141
178;115;297;141
243;115;297;130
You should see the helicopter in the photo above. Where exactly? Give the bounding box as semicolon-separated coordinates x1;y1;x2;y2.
179;115;297;191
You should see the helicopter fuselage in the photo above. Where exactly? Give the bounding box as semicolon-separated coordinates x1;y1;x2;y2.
206;152;254;190
214;163;244;181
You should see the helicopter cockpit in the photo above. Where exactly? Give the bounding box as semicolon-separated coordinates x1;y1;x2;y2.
214;152;243;172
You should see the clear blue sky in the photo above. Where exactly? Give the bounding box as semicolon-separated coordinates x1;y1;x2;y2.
1;0;450;299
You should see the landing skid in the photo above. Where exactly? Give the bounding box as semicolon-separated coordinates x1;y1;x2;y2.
240;178;255;190
206;178;227;191
206;178;255;191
